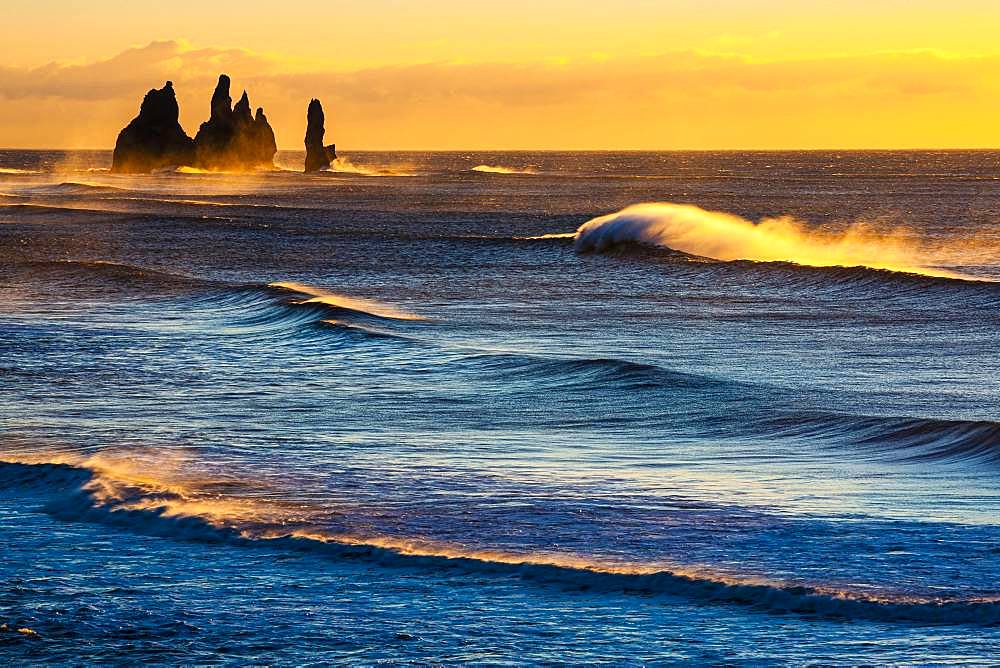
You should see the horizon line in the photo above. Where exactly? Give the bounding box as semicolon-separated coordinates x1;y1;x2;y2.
4;146;1000;153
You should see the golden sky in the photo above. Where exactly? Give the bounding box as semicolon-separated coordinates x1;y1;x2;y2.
3;0;1000;149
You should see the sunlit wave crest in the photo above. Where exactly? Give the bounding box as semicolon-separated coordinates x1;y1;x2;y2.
471;165;538;175
515;232;577;240
328;157;419;177
0;167;43;175
2;451;999;624
170;166;279;175
268;281;425;321
575;202;993;280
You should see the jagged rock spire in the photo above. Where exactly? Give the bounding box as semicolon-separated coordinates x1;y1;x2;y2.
304;98;337;172
209;74;233;122
234;90;253;124
194;74;277;170
111;74;278;173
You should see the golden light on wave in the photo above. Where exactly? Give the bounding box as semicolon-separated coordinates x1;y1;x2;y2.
269;281;425;320
5;449;1000;609
5;449;314;526
574;202;993;280
328;157;419;177
471;165;538;175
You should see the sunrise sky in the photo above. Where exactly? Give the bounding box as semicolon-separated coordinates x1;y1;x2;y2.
3;0;1000;149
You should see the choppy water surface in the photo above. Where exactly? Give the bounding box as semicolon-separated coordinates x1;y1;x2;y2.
1;149;999;664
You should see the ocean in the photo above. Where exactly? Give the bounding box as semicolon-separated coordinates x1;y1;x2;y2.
1;149;999;664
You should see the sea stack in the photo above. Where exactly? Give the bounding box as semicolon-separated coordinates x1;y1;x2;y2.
192;74;277;170
304;99;337;172
111;82;195;173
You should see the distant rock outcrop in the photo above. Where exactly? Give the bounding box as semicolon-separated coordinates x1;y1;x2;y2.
193;75;277;170
112;75;338;174
111;81;195;173
304;99;337;172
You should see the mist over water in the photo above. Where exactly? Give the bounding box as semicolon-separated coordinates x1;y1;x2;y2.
1;149;1000;663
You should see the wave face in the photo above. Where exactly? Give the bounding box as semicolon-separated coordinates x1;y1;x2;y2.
3;149;1000;663
574;202;988;279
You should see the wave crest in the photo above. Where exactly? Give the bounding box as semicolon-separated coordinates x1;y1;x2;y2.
0;167;43;175
471;165;537;175
328;158;419;177
3;455;1000;625
268;281;424;321
574;202;987;280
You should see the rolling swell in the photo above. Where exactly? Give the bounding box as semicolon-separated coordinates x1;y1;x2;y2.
453;353;738;393
173;282;424;341
1;260;422;343
447;353;1000;467
711;260;1000;304
12;181;127;195
2;458;998;625
9;259;996;470
570;235;1000;308
8;261;996;469
482;357;1000;466
764;413;1000;466
0;202;239;226
5;259;213;288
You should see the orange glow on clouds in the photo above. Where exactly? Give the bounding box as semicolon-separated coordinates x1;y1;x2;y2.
2;1;1000;149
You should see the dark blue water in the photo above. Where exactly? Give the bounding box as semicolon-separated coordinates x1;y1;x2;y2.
1;149;999;664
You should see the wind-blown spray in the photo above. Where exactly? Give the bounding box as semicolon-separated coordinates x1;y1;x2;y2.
575;202;976;279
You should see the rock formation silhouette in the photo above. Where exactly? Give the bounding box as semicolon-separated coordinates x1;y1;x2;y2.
193;75;277;170
111;75;295;173
304;99;337;172
111;82;195;173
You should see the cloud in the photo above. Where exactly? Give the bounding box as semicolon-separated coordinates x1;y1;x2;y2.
1;41;999;149
0;41;275;101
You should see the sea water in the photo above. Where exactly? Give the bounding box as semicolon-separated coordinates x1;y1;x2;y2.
1;149;999;664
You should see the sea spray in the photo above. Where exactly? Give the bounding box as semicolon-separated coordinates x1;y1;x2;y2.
574;202;978;279
471;165;538;175
329;157;419;177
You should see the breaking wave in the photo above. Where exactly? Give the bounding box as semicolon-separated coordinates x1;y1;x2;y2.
328;158;419;177
515;232;577;240
471;165;538;175
574;203;992;280
0;167;43;175
168;166;280;175
1;456;998;625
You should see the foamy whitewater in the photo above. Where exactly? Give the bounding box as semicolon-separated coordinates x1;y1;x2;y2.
1;149;999;664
